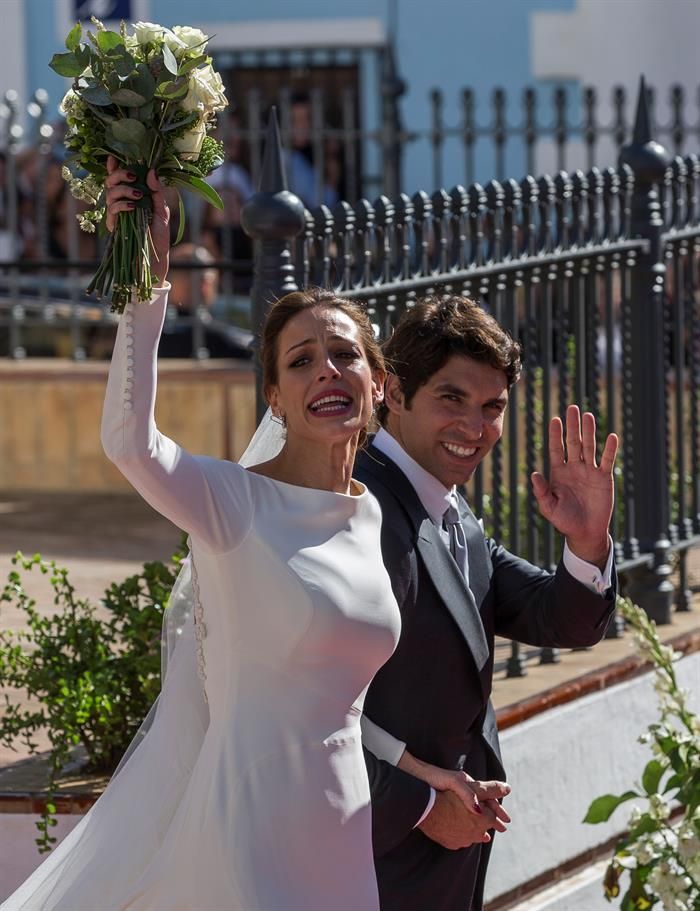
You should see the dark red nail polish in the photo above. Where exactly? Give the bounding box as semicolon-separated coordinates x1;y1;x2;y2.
126;171;137;180
132;190;143;198
474;804;483;815
126;202;135;209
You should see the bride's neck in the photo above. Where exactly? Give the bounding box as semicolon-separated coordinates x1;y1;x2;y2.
261;435;359;494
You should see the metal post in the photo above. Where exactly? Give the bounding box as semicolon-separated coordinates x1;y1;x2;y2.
619;77;675;623
241;108;306;422
380;43;405;200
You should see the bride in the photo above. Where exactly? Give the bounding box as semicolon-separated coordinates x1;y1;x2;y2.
2;160;479;911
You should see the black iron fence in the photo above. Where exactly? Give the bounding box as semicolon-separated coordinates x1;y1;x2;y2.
241;80;699;674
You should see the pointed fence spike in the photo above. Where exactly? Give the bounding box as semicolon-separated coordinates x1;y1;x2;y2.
258;106;288;193
633;75;652;145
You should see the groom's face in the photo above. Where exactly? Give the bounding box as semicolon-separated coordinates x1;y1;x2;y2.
385;354;509;488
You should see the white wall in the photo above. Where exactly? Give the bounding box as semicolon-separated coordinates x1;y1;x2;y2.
531;0;700;173
486;651;700;905
0;0;27;107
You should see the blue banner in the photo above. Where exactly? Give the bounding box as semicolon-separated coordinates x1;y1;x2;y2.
73;0;132;21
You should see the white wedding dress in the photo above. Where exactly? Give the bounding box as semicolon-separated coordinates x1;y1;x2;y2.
2;287;401;911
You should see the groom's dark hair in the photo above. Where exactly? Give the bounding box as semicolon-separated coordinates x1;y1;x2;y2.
376;294;521;426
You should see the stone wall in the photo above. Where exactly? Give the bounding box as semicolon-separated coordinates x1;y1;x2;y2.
0;360;256;492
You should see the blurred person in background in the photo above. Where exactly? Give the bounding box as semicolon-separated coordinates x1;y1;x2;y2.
158;242;252;359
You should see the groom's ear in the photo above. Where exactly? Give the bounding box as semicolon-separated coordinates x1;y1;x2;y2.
384;374;405;415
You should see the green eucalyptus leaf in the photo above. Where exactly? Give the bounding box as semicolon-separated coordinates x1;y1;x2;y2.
74;44;92;69
86;104;116;124
130;63;156;101
49;52;84;78
105;49;136;78
162;43;178;76
136;100;155;122
65;23;82;52
80;84;112;106
110;88;148;107
97;30;124;53
583;791;639;824
641;759;665;795
111;118;147;144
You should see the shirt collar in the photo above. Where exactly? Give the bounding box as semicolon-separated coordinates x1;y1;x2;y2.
372;427;454;526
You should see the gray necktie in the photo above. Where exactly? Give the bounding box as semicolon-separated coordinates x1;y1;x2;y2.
443;501;469;583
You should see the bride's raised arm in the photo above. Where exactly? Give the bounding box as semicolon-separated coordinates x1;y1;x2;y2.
101;160;252;554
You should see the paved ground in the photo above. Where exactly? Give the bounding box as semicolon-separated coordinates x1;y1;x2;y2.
1;490;698;778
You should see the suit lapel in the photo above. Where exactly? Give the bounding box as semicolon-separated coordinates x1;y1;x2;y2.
460;503;493;612
358;444;490;677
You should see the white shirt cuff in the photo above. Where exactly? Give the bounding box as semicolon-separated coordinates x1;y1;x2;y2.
414;788;437;828
563;535;614;595
360;715;407;766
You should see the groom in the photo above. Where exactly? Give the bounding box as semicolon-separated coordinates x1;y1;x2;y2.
357;294;618;911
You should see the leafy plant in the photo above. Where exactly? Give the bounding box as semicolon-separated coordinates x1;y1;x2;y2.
0;547;184;851
50;18;227;310
584;597;700;910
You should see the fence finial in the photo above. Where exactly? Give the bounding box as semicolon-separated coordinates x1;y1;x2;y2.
258;105;288;193
632;75;652;146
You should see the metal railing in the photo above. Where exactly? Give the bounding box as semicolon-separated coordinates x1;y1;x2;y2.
242;80;699;675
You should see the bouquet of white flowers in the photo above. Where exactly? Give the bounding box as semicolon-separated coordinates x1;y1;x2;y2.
50;18;228;312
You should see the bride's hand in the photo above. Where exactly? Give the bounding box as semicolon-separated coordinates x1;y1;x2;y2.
398;750;511;830
104;155;171;284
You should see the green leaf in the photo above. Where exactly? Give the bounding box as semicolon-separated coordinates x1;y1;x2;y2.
177;53;208;76
155;77;188;100
65;23;82;52
170;175;223;210
110;88;148;107
162;43;178;76
48;52;84;78
129;63;156;100
642;758;665;795
583;791;639;824
161;112;198;132
74;44;92;69
174;190;186;245
111;118;147;145
628;814;657;840
80;84;112;106
97;30;124;53
104;48;136;78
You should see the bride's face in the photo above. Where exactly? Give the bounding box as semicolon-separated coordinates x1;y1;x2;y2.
268;306;383;445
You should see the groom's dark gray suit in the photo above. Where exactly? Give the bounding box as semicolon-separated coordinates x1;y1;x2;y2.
357;440;616;911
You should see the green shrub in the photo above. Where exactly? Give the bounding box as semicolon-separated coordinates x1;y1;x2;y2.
0;546;184;851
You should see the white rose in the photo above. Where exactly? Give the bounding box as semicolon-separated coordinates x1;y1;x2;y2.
171;25;208;50
132;21;166;46
173;121;206;161
181;65;228;115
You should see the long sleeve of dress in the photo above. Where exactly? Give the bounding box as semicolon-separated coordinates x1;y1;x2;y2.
101;287;252;553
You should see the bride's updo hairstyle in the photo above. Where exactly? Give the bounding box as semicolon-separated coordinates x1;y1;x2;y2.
261;287;385;445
